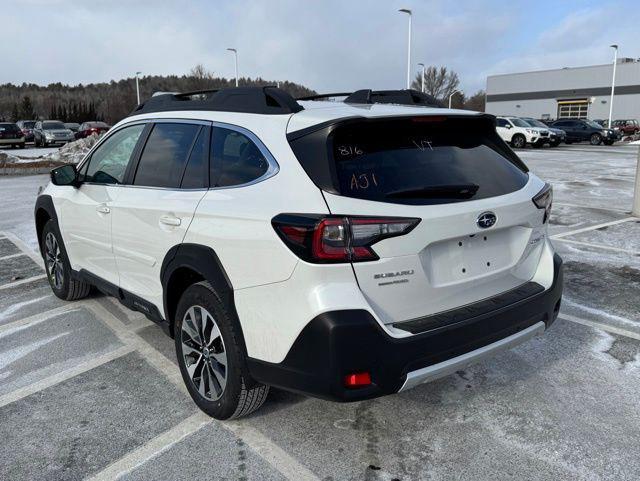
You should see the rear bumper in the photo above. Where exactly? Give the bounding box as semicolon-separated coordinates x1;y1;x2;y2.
248;254;563;401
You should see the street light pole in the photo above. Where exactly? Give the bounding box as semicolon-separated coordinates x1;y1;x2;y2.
608;44;618;128
399;9;412;89
135;71;142;105
227;48;238;87
418;63;425;93
448;89;461;109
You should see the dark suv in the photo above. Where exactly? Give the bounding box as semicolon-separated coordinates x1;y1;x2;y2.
549;119;616;146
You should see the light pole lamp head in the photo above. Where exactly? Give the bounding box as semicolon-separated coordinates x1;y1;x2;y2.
398;8;411;15
227;48;237;53
610;44;618;50
135;71;142;76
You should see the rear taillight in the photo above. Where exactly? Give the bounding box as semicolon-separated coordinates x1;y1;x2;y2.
533;183;552;223
272;214;419;263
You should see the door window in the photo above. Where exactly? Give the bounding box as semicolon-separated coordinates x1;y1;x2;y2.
210;127;269;187
496;118;509;128
83;124;145;184
133;123;201;188
180;127;210;189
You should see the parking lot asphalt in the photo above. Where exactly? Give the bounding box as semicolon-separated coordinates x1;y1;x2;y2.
0;143;639;480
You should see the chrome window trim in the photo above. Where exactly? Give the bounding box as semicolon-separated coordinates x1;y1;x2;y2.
78;118;279;191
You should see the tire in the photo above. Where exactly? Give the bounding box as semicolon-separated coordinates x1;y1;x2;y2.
18;143;25;149
34;137;39;147
41;220;91;301
511;134;526;149
604;140;614;146
590;133;602;145
175;281;269;420
550;140;561;147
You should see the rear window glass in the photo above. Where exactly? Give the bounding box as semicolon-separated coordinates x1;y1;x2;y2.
134;123;201;188
22;121;36;128
0;123;20;132
43;121;65;130
330;117;528;205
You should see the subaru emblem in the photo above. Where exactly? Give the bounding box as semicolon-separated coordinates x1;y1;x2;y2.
477;212;497;229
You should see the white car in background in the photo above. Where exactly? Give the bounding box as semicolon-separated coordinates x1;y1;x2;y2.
496;116;549;149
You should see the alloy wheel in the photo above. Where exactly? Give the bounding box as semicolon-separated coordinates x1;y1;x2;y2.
44;232;63;289
181;305;227;401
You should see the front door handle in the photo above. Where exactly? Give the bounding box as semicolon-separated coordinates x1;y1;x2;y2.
159;215;181;226
96;205;110;214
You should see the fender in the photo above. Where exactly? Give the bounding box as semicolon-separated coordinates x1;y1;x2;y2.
34;194;58;256
160;243;255;385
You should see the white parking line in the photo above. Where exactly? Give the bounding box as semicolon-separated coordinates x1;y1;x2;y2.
553;237;640;256
87;412;213;481
551;217;637;239
0;274;47;291
0;345;134;409
1;231;44;268
560;314;640;341
0;304;81;334
0;253;27;262
86;299;321;481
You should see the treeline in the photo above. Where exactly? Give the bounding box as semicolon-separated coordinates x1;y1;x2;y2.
0;65;317;124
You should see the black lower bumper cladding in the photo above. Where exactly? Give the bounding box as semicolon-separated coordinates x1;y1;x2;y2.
248;254;563;402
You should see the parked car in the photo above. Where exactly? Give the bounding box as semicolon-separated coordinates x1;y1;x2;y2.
592;119;608;128
35;87;563;420
496;116;549;148
0;122;26;148
33;120;75;147
64;122;80;133
16;120;37;142
75;121;110;140
521;117;565;147
549;119;616;145
611;119;639;136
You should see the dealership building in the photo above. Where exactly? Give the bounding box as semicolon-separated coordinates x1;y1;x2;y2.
485;59;640;122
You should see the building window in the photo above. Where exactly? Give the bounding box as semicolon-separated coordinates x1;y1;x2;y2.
557;100;588;119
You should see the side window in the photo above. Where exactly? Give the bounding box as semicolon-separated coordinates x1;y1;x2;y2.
181;127;210;189
83;124;145;184
133;123;200;188
210;127;269;187
496;118;508;128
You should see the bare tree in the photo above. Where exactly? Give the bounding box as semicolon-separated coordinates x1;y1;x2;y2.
411;66;460;102
464;90;486;112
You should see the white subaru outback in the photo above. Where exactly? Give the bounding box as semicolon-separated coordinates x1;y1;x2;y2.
35;87;563;420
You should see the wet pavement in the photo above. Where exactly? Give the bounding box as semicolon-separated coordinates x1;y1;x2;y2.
0;143;639;480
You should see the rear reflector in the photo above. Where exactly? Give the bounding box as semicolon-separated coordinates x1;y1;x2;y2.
272;214;420;263
344;372;371;388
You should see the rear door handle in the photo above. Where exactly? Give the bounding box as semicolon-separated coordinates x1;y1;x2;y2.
96;205;110;214
159;215;181;226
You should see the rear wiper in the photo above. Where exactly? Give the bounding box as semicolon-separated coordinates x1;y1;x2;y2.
385;184;479;199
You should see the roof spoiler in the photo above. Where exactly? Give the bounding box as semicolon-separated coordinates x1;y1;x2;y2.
131;86;304;116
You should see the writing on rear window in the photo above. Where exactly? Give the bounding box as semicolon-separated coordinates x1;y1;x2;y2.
350;172;379;190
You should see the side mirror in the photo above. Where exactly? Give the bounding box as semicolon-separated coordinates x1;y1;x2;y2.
51;164;79;187
505;124;512;129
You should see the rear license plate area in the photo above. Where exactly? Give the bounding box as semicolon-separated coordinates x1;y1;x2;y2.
422;229;517;286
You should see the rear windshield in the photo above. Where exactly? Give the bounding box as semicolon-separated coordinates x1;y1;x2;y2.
0;123;20;132
328;117;528;205
22;121;36;128
43;121;65;130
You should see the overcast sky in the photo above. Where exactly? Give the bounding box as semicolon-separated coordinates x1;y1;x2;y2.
3;0;638;94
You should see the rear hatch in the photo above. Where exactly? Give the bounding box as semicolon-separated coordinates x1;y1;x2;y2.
288;114;548;326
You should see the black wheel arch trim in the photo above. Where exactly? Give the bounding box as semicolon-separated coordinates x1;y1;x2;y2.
160;243;257;387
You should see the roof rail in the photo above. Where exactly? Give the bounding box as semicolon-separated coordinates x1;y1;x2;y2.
131;86;304;116
344;89;442;108
296;92;353;101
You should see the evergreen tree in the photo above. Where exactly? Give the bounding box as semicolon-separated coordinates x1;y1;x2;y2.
10;103;19;122
20;96;37;119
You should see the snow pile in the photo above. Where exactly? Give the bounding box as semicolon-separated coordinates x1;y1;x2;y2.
44;134;104;164
630;139;640;145
0;150;20;164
